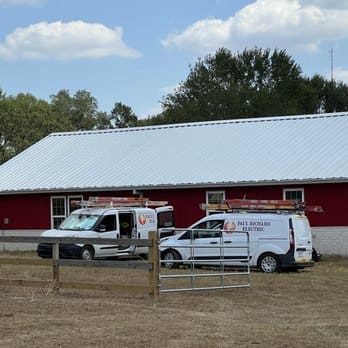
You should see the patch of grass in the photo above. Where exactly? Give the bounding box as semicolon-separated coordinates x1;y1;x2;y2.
0;254;347;347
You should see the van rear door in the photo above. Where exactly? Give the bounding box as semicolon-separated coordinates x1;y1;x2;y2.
156;206;174;237
291;215;312;263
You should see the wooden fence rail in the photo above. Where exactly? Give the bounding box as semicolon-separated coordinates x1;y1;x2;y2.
0;232;160;298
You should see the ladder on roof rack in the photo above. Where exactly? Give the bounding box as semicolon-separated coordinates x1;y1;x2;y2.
71;196;169;208
200;199;323;213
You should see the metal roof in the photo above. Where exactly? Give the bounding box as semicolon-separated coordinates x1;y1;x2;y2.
0;112;348;193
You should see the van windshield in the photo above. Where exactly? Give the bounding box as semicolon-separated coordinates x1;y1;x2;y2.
59;214;99;231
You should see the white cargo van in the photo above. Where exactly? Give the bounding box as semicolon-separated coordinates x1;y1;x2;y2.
161;199;317;273
37;197;174;260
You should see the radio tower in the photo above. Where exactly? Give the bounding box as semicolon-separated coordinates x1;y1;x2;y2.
329;44;335;82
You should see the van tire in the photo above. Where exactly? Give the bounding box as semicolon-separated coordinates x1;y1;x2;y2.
162;249;181;269
258;253;280;273
81;246;94;261
312;248;320;262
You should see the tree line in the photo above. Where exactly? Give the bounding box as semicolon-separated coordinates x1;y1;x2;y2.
1;47;347;164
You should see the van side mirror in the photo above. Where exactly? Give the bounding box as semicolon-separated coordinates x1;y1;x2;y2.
97;224;106;232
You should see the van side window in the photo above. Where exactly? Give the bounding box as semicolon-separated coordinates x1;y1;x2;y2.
196;220;224;230
179;220;223;240
99;215;116;232
178;231;191;240
196;230;220;238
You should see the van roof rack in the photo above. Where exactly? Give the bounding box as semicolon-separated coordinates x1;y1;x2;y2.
71;196;169;208
200;199;323;214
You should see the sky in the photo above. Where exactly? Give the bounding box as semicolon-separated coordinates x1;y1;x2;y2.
0;0;347;118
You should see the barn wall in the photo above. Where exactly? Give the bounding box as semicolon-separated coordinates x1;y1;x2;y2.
0;194;50;230
303;183;348;226
0;183;347;254
0;229;43;251
312;227;348;256
146;183;348;228
0;182;347;229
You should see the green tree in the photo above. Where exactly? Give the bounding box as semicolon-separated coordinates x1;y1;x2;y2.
304;74;326;113
305;75;348;113
160;47;316;124
0;93;63;163
137;113;167;127
50;89;111;131
94;111;114;130
323;80;348;113
111;102;138;128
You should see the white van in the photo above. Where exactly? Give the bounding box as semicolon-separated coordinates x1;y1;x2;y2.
37;198;174;260
160;212;314;272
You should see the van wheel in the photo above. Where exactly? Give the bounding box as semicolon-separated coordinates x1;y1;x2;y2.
312;248;320;262
81;246;94;261
162;250;181;269
258;253;279;273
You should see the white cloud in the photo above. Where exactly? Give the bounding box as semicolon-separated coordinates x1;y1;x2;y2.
161;0;348;54
332;68;348;84
0;21;141;60
300;0;348;9
0;0;43;6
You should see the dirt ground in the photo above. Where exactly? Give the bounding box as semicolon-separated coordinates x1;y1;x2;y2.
0;254;347;348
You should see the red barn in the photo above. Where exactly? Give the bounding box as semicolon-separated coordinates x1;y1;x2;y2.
0;113;347;255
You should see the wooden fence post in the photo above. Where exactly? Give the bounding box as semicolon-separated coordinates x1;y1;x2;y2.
148;231;159;299
52;242;60;293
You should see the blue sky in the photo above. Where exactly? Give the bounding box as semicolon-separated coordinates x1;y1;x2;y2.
0;0;347;118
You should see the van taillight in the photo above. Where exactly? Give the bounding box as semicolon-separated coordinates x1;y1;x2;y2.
289;228;295;249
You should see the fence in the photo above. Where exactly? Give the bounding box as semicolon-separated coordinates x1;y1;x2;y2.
0;232;160;298
159;228;251;293
0;229;251;297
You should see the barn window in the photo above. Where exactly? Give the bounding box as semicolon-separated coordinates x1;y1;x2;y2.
51;196;66;229
68;195;83;215
205;191;225;216
206;191;225;204
50;195;83;229
283;188;304;202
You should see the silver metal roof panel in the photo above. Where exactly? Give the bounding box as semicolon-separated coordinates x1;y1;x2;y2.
0;112;347;193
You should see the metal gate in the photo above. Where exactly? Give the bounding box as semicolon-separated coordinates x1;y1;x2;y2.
159;228;250;293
